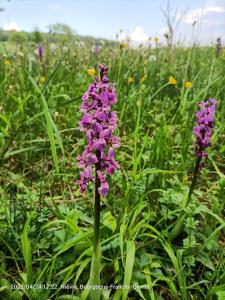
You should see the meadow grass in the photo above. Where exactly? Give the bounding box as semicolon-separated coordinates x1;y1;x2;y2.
0;40;225;300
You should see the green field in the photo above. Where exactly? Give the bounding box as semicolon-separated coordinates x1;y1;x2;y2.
0;38;225;300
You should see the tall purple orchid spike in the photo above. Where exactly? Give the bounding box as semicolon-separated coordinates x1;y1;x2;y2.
189;98;217;200
170;98;217;241
77;65;120;296
193;98;217;161
35;44;44;60
77;64;120;196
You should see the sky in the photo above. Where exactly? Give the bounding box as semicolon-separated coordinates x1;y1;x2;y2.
0;0;225;45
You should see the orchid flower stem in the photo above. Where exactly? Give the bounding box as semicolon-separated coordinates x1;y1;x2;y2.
94;151;101;252
186;157;201;207
89;151;101;300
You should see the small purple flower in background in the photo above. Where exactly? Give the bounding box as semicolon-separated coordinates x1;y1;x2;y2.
77;64;120;196
35;44;44;60
216;37;222;57
91;45;102;56
193;98;217;160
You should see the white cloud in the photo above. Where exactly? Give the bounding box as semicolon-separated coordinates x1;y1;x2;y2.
181;4;225;24
3;21;20;31
130;26;148;42
205;5;225;13
182;8;203;24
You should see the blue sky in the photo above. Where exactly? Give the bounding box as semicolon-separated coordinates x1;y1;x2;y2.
0;0;225;44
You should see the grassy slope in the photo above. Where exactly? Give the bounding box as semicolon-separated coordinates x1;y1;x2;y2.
0;40;225;300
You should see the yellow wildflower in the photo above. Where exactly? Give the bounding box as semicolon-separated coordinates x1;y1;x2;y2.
40;76;46;83
185;81;193;88
140;75;147;84
128;77;134;84
155;37;159;44
87;68;95;77
122;42;129;49
4;60;11;66
168;76;177;85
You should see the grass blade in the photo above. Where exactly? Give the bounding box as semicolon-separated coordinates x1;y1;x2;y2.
21;212;34;286
122;240;135;300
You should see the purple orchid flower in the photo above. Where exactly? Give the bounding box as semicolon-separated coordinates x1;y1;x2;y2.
35;44;44;60
77;64;120;196
193;98;217;159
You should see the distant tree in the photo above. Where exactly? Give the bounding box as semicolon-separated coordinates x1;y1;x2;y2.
47;23;76;44
0;30;8;41
32;26;43;44
9;31;28;44
48;23;75;35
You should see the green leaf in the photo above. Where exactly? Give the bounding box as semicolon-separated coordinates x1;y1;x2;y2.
122;240;135;300
102;211;117;233
21;212;34;286
57;296;81;300
28;74;64;173
217;291;225;300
